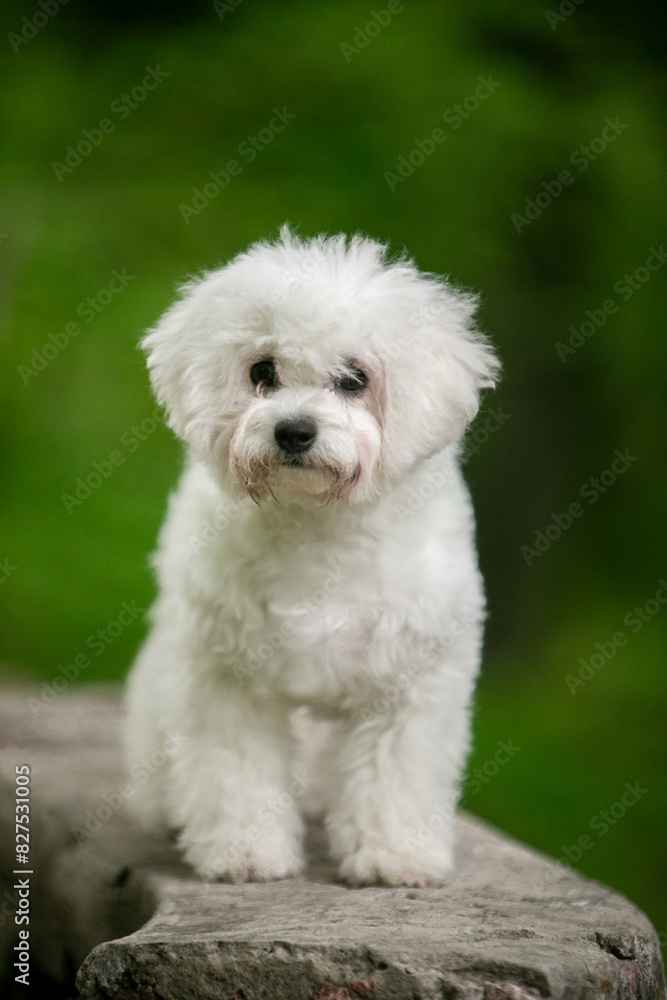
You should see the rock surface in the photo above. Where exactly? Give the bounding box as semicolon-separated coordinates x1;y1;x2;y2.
0;686;664;1000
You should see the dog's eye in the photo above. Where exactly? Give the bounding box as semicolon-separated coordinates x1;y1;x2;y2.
250;359;277;388
337;367;367;393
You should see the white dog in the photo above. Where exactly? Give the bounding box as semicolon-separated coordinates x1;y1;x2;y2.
124;227;499;887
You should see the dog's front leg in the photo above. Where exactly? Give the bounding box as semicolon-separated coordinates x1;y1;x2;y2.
166;683;304;882
325;679;471;887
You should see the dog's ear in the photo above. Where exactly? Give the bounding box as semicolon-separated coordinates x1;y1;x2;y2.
379;283;500;477
140;275;233;457
420;288;500;447
141;284;198;442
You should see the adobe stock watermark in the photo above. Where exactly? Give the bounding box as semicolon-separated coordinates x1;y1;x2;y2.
60;407;161;514
0;557;17;584
52;65;169;181
71;730;188;842
339;0;412;62
392;454;456;523
462;405;511;461
521;448;638;566
178;107;296;223
385;75;502;191
355;606;480;725
17;268;135;383
210;770;315;875
234;562;351;684
528;779;649;896
381;294;482;366
8;0;70;53
402;800;454;855
565;579;667;694
558;781;647;866
27;599;145;715
556;246;667;362
213;0;244;21
465;738;521;796
393;405;511;526
396;738;520;856
545;0;586;31
189;497;245;553
511;117;629;233
245;252;324;330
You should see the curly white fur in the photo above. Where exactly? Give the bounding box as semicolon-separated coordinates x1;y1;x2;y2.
124;226;500;886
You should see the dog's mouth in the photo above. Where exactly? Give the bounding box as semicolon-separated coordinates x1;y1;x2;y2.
237;453;361;505
278;454;312;468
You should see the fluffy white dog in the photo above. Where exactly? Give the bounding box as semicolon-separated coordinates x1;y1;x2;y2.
124;227;499;887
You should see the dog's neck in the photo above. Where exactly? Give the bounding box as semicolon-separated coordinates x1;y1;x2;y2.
215;444;462;548
243;490;373;548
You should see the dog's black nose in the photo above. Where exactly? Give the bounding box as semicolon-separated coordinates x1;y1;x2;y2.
274;418;317;454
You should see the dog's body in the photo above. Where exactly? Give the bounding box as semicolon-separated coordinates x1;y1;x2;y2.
125;228;499;886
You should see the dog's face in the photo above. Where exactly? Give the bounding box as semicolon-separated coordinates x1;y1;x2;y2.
142;229;499;504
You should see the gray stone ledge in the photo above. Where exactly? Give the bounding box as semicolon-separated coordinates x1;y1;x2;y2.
0;687;664;1000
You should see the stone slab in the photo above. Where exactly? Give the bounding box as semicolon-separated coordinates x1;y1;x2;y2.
0;686;664;1000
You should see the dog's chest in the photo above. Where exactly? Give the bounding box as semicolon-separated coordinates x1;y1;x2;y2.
235;539;393;706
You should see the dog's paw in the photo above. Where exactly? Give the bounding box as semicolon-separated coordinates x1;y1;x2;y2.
181;829;304;883
338;845;453;887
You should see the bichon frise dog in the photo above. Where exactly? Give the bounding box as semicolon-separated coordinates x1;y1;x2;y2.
124;227;499;887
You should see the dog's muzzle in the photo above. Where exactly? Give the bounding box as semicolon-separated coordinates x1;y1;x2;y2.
274;418;317;455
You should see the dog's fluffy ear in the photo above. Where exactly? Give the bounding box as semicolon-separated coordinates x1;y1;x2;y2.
421;285;500;444
379;280;500;479
140;275;232;457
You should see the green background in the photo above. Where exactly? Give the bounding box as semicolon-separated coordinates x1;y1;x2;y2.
1;0;665;949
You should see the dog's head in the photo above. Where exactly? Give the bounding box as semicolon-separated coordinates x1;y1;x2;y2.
142;227;499;504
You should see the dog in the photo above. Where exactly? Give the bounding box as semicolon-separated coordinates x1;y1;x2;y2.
124;226;499;887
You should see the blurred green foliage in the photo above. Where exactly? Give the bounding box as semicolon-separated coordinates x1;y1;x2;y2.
0;0;665;943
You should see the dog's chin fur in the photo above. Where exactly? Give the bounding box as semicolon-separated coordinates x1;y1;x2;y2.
124;226;500;887
240;461;361;507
